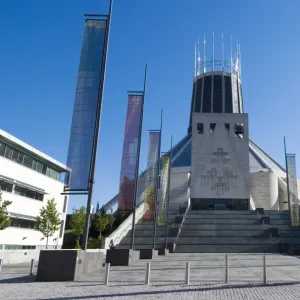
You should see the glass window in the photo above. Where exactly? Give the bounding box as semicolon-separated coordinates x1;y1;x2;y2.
14;185;44;201
0;181;13;193
36;161;43;173
4;146;12;159
32;160;37;170
197;123;204;134
23;155;33;168
0;142;5;156
0;140;61;181
63;196;67;213
59;220;64;238
11;149;19;162
17;153;24;164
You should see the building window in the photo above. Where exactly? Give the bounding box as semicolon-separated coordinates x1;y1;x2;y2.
0;139;62;181
10;217;35;229
14;186;44;201
197;123;204;134
59;220;64;238
234;123;244;138
5;244;36;250
4;146;12;159
11;149;18;162
23;155;33;168
0;181;13;193
0;142;5;156
63;196;67;213
224;123;230;132
210;123;216;132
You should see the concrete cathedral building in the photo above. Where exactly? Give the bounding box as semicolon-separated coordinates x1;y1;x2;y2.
102;36;300;253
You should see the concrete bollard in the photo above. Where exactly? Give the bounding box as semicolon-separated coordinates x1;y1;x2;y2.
0;258;3;273
225;254;229;284
104;263;110;285
263;255;267;285
145;262;150;285
185;262;190;285
30;259;35;276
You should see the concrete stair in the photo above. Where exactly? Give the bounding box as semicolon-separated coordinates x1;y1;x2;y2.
175;210;277;253
116;210;178;250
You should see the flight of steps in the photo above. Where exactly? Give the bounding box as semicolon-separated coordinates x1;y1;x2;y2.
175;210;278;253
117;210;178;250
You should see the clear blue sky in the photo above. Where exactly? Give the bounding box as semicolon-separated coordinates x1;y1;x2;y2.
1;0;300;212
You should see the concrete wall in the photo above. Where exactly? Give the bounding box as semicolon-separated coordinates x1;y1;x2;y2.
250;170;279;210
0;155;68;250
169;166;190;210
191;113;250;200
101;203;145;249
0;250;40;264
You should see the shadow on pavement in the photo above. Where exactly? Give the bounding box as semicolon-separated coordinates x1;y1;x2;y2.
0;275;36;284
35;281;300;300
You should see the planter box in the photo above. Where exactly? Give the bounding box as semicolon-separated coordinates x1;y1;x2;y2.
139;249;158;259
158;248;169;256
36;250;104;282
105;249;139;266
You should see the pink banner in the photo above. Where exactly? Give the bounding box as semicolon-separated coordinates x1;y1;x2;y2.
118;95;143;211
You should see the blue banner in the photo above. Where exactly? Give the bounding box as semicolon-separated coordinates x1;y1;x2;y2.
66;19;107;191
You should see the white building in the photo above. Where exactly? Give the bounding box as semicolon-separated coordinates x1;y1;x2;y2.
0;129;70;250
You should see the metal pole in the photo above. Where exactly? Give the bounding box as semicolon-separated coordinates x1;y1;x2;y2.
225;254;229;283
0;258;3;273
104;263;110;285
145;262;151;285
263;255;267;285
130;64;148;251
185;262;190;284
82;0;114;251
164;135;173;249
284;137;292;226
29;259;35;276
153;110;163;250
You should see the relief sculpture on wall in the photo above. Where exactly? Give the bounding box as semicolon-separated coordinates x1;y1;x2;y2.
200;148;239;196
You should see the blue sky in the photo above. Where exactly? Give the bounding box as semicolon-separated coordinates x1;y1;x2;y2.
0;0;300;212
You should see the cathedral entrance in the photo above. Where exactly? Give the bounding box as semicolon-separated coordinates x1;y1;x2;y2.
191;199;249;210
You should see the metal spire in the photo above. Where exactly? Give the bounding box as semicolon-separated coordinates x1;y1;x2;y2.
203;35;206;73
197;38;201;75
212;32;215;71
194;43;197;77
221;33;224;72
230;34;233;73
239;43;242;79
236;39;239;73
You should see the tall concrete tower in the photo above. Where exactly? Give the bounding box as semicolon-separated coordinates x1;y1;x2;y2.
190;35;250;210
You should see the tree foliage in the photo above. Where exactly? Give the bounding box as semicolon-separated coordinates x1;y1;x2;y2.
35;198;61;249
69;206;86;247
90;207;115;240
0;193;12;230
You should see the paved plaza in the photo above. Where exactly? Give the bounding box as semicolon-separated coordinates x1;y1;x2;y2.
2;254;300;299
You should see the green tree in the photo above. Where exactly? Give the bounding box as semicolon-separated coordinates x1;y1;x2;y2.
69;206;86;248
90;207;114;240
35;199;61;249
0;193;12;230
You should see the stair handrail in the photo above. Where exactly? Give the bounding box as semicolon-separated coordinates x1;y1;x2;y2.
101;202;145;249
174;198;190;248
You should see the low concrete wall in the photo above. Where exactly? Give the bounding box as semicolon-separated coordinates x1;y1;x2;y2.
0;248;106;265
0;250;40;264
102;203;145;249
